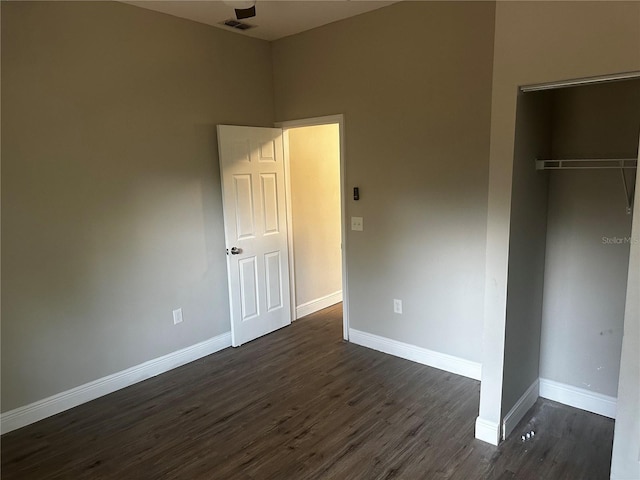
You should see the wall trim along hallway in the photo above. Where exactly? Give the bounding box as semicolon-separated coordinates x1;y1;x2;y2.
0;332;232;434
296;291;343;319
349;328;482;381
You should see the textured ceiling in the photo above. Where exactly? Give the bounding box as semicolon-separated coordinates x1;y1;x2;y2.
123;1;398;41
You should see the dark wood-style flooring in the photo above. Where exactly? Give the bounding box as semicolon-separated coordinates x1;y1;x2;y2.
2;304;614;479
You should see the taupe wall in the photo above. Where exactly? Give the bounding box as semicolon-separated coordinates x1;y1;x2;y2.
501;91;551;415
273;1;496;362
288;125;342;310
478;0;640;444
540;81;639;398
1;1;274;411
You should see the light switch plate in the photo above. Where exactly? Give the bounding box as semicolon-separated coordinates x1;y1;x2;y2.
351;216;363;231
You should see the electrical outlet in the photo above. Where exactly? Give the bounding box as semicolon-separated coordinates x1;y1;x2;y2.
393;299;402;314
173;308;183;325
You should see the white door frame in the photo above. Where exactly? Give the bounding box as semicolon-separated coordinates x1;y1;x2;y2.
275;114;349;340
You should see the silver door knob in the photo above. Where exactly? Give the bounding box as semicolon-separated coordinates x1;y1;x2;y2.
230;247;242;255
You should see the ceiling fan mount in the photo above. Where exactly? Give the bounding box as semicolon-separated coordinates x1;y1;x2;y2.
223;1;257;20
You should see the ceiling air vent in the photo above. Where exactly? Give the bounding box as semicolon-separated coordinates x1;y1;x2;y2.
221;19;256;31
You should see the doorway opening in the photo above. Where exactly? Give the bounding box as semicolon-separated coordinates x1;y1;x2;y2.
278;115;349;340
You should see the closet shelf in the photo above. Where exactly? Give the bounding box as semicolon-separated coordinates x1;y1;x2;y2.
535;157;637;214
535;158;637;170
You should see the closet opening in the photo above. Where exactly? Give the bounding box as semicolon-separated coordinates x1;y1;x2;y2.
501;77;640;441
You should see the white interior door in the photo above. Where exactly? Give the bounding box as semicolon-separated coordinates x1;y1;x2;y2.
217;125;292;347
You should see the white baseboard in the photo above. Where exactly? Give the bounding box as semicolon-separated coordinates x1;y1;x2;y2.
611;474;640;480
539;378;616;419
296;291;342;319
475;416;500;446
348;328;482;381
502;379;539;440
1;332;232;435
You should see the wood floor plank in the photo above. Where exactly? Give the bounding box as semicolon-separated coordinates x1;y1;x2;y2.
1;303;615;479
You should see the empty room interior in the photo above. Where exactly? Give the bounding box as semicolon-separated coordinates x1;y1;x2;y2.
1;1;639;479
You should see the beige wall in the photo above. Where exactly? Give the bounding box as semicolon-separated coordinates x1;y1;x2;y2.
478;0;640;448
273;1;496;362
288;125;342;310
1;1;274;411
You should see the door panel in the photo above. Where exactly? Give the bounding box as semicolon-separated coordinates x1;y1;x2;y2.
265;251;283;312
261;173;280;234
259;140;276;162
238;256;259;321
218;125;291;346
233;174;256;239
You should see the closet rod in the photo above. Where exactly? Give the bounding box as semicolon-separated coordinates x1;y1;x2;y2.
535;158;638;171
521;71;640;92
